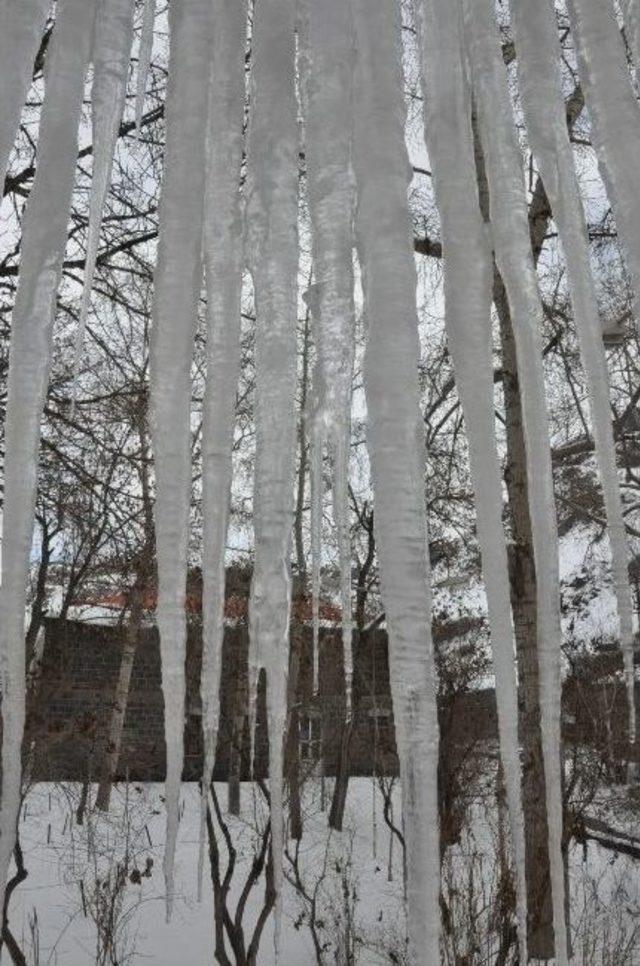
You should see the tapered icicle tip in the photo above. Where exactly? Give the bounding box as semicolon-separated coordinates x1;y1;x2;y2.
164;887;173;923
163;822;175;921
273;903;282;964
247;665;260;781
69;294;91;417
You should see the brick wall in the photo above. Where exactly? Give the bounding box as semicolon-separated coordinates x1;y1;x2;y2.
29;618;440;781
18;617;637;785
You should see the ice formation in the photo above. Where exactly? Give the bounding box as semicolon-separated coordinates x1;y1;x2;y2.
567;0;640;322
299;0;356;708
149;0;214;917
462;0;569;959
72;0;135;405
0;0;49;192
349;1;440;960
197;0;247;900
511;0;636;742
413;0;528;957
244;0;300;952
2;0;640;960
0;0;98;912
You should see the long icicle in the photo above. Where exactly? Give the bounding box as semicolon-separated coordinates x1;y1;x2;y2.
134;0;155;135
300;0;356;710
71;0;136;408
149;0;213;921
197;0;248;902
244;0;299;956
310;424;323;693
566;0;640;323
462;0;569;960
413;0;527;958
349;1;440;961
0;0;98;911
511;0;636;752
0;0;50;193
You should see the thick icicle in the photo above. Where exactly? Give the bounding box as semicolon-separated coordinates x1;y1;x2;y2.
566;0;640;322
0;0;49;193
197;0;247;900
0;0;97;911
461;0;569;960
245;0;299;954
300;0;356;710
149;0;213;920
349;1;440;961
511;0;636;749
134;0;155;134
413;0;527;957
72;0;135;406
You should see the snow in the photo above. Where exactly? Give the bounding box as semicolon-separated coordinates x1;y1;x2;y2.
350;1;440;961
149;0;214;919
4;780;639;965
0;781;405;966
0;0;98;917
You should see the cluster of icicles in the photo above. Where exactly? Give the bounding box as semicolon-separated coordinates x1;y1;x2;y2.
1;0;639;961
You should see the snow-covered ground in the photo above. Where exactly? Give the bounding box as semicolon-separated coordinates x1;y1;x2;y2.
3;781;407;965
3;779;639;965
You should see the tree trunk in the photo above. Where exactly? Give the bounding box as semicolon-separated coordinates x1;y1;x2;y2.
285;625;303;840
496;272;555;959
96;392;154;811
227;656;247;816
469;72;580;952
95;580;144;811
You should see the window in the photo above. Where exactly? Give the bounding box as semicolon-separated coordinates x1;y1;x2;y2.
298;712;322;764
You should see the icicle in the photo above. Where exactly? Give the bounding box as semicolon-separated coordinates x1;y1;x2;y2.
566;0;640;325
309;423;322;696
461;0;569;960
334;434;353;712
245;0;299;956
511;0;636;753
197;0;247;903
149;0;213;921
0;0;98;912
0;0;49;193
300;284;323;698
134;0;155;135
349;1;440;962
301;0;356;713
71;0;135;410
412;0;527;958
